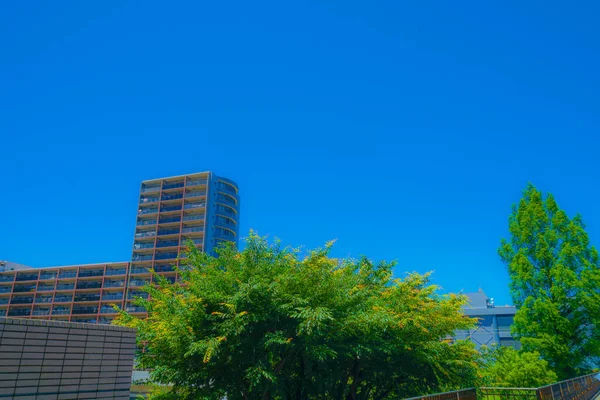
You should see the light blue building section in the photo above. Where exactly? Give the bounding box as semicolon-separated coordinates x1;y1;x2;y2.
453;289;520;349
204;174;241;255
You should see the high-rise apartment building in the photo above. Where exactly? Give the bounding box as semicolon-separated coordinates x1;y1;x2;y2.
0;171;240;324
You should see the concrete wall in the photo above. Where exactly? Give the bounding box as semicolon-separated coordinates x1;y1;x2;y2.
0;317;136;399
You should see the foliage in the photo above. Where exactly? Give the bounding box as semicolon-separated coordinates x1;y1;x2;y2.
498;184;600;379
480;346;557;388
115;232;479;400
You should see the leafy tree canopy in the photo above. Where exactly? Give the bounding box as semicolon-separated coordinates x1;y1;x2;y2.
480;346;557;388
116;233;479;400
499;184;600;379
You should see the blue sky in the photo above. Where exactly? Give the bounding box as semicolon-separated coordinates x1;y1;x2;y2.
1;1;599;305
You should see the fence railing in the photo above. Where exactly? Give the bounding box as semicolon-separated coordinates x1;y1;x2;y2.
404;373;600;400
403;388;477;400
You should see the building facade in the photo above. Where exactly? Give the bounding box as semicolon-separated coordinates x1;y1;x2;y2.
0;317;136;399
453;289;520;349
0;171;240;324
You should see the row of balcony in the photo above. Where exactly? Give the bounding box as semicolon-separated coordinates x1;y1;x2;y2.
140;179;208;194
138;202;206;215
2;305;125;317
3;279;127;293
137;213;206;226
0;268;128;283
139;190;207;204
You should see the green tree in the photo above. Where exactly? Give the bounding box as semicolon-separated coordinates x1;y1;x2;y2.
480;346;557;388
116;233;479;400
498;184;600;379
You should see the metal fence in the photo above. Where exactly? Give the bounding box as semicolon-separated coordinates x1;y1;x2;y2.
404;372;600;400
403;388;477;400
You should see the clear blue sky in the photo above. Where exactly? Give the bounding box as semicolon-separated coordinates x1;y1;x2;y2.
1;1;599;306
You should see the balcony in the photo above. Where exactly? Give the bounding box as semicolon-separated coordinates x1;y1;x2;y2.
185;190;206;198
126;306;146;313
139;207;158;215
133;243;155;250
162;182;184;190
128;292;149;300
162;193;183;201
132;255;153;262
52;308;71;315
56;283;75;290
79;269;104;277
184;202;205;210
129;280;149;287
181;237;203;246
75;294;101;302
13;284;36;293
135;230;156;238
39;272;57;280
105;268;126;276
103;280;125;288
0;275;13;282
218;181;238;195
160;205;182;213
102;294;123;301
0;287;11;294
158;228;180;236
72;307;99;315
0;298;9;305
11;296;34;304
100;306;118;314
183;214;204;222
99;317;114;324
217;204;236;216
16;273;38;281
141;185;160;193
8;308;31;317
159;216;181;224
186;179;207;187
37;284;55;291
182;226;204;234
54;296;73;303
32;309;50;316
156;240;179;248
154;252;178;261
71;318;98;323
137;219;156;226
35;296;53;303
59;271;77;279
77;281;102;290
139;196;159;204
130;267;150;275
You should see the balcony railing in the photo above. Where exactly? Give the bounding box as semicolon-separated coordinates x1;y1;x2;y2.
130;268;150;274
156;241;179;248
103;281;125;288
163;182;184;190
160;205;182;212
162;193;183;201
154;265;175;273
100;307;118;314
59;271;77;278
0;287;12;293
184;203;205;210
79;270;104;277
182;214;204;221
35;296;53;303
54;296;73;303
0;298;9;305
126;306;146;313
187;179;207;187
140;197;159;203
32;310;50;316
74;295;100;302
52;309;70;315
77;282;102;290
13;285;36;293
71;318;98;323
132;255;153;262
127;292;149;300
102;294;123;301
129;280;149;287
182;226;204;233
105;269;126;276
154;253;178;260
185;191;206;198
0;275;13;282
37;285;55;291
133;243;155;250
56;283;75;290
139;207;158;215
39;273;57;280
403;388;477;400
72;308;99;315
8;309;31;316
137;219;156;226
11;297;34;304
218;182;238;195
141;186;160;193
16;274;38;281
135;231;156;238
218;194;237;206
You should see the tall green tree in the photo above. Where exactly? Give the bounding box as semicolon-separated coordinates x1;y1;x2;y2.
499;184;600;379
116;233;479;400
480;346;557;388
